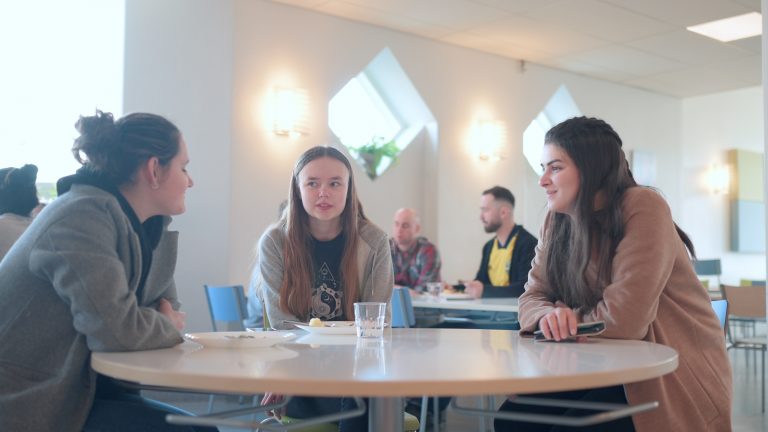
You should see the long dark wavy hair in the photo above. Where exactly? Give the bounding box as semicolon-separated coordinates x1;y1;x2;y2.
279;146;368;320
542;117;695;312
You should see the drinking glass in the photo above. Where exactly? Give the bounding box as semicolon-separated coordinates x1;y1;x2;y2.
354;302;386;338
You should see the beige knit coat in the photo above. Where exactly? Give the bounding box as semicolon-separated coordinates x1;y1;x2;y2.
519;187;732;432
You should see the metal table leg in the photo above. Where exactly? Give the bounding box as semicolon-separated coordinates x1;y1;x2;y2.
369;396;404;432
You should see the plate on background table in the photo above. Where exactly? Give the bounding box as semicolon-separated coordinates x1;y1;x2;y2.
293;321;357;335
439;292;474;300
184;331;296;349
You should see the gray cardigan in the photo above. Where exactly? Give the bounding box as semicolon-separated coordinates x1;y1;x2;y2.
259;221;394;329
0;184;183;432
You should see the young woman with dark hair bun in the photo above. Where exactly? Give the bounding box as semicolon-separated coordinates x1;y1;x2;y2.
495;117;731;432
0;163;40;260
0;111;214;432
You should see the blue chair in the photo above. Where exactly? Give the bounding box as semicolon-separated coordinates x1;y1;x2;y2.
203;284;249;411
391;287;416;328
711;299;728;332
391;287;441;432
204;284;247;331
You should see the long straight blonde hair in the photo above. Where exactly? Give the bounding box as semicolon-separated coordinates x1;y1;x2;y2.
279;146;368;320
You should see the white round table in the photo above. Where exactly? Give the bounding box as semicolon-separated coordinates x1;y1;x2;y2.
91;328;678;431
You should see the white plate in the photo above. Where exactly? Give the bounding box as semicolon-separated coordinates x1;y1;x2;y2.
440;292;474;300
294;333;358;345
184;331;296;349
293;321;357;335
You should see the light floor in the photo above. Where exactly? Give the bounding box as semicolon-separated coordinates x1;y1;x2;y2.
149;347;767;431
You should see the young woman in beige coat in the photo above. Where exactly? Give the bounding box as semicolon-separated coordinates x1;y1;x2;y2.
496;117;731;432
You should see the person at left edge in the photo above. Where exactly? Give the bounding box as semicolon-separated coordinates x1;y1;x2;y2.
0;110;216;432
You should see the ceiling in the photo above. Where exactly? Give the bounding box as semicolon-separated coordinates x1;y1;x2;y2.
268;0;762;97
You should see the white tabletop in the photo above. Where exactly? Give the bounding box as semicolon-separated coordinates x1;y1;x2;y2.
92;329;676;397
411;296;519;313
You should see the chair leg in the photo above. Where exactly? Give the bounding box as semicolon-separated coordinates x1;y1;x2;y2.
432;396;440;432
419;396;428;432
762;348;765;413
207;393;215;413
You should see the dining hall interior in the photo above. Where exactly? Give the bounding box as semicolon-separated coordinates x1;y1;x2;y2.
2;0;768;430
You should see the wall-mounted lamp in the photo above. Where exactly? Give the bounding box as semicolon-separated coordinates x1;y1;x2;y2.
472;120;506;161
707;163;731;195
272;87;309;138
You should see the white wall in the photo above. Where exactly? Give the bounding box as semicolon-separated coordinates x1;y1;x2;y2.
125;0;759;331
681;86;766;284
124;0;234;331
228;1;683;285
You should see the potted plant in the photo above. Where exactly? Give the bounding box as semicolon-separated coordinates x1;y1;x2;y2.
349;136;399;180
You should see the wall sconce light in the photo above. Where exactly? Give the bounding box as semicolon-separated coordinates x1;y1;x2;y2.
707;163;731;195
272;87;309;138
472;120;506;161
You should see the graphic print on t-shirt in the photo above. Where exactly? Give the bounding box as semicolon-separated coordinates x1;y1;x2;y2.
311;262;343;319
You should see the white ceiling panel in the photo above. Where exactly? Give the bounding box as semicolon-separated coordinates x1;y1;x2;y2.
266;0;764;97
467;15;610;56
315;1;455;39
271;0;331;8
543;57;641;83
628;30;754;65
467;0;562;14
562;45;688;76
525;0;677;43
731;0;762;12
731;35;763;54
341;0;503;31
598;0;751;27
644;65;757;96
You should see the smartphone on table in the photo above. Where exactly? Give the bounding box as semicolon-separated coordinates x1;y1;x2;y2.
533;321;606;342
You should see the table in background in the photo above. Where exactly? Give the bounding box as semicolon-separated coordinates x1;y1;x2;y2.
411;296;518;313
92;328;677;432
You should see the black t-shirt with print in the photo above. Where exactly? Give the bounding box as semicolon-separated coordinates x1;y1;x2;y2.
310;233;346;321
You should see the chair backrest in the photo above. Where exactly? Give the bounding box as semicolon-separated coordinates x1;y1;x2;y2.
710;300;728;331
694;259;722;292
391;287;415;328
694;259;722;276
740;279;767;287
721;285;766;319
204;284;248;331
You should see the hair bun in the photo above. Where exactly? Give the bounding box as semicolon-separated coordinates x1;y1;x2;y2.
73;110;119;169
75;110;117;144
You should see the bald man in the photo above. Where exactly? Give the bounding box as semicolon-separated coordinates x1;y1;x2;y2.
390;208;441;293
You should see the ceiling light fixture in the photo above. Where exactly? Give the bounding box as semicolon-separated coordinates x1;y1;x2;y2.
687;12;762;42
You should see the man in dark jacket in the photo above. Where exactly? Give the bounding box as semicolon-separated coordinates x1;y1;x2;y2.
463;186;537;298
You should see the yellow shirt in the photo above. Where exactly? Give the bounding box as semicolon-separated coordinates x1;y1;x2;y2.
488;234;518;286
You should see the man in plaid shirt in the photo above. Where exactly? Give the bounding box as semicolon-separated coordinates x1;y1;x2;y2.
390;208;441;294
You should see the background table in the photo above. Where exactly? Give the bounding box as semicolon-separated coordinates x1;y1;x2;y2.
411;296;518;313
92;328;677;431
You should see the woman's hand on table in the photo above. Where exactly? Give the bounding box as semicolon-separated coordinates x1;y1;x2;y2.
261;393;286;419
158;298;186;331
537;306;580;342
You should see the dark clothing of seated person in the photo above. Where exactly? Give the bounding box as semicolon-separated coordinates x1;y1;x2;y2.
475;223;537;298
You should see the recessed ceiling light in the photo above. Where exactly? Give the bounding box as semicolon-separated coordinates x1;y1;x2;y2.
687;12;762;42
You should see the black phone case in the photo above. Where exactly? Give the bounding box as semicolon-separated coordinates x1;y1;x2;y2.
533;321;606;341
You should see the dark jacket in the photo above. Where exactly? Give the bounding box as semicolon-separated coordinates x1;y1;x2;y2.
475;225;537;298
